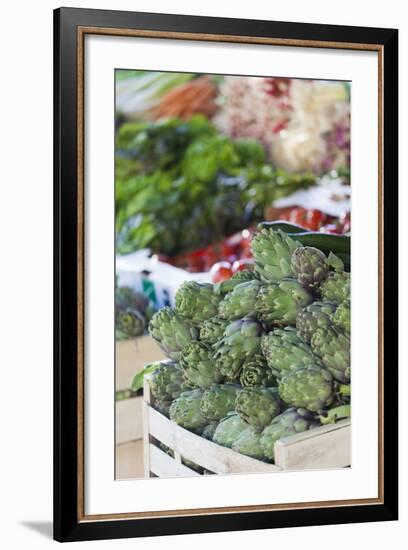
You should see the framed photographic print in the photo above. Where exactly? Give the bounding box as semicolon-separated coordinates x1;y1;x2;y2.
54;7;398;542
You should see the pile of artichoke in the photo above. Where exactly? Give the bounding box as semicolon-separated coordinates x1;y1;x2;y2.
146;226;351;465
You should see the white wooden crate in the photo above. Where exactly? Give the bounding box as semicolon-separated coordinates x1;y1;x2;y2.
142;376;350;478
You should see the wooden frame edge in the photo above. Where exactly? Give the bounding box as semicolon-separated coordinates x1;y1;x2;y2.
66;16;393;531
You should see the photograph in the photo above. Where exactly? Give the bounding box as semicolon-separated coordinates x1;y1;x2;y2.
53;7;397;541
114;70;352;480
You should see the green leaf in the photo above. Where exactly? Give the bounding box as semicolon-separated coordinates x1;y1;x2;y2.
327;251;345;271
131;363;161;392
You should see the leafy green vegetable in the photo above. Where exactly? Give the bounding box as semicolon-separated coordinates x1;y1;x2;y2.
115;116;316;257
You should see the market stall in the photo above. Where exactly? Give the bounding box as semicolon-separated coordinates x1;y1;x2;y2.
114;70;351;480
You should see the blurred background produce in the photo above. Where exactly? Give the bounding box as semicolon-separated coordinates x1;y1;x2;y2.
114;69;351;479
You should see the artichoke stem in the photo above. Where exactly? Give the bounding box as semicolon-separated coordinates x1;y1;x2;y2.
338;384;351;397
319;404;351;425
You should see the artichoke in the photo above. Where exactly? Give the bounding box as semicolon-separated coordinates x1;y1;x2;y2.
116;308;145;338
278;365;334;412
169;389;208;431
175;281;220;323
199;317;229;345
252;228;301;282
214;318;263;379
154;400;172;417
261;327;322;379
212;413;249;448
218;280;262;320
215;270;258;296
319;271;350;305
291;246;329;287
149;307;198;360
202;421;219;441
149;361;191;402
239;354;277;388
311;326;350;383
235;387;281;428
296;301;337;343
180;341;222;389
260;408;319;460
232;427;266;461
256;279;313;327
332;300;351;334
116;286;149;315
200;384;240;421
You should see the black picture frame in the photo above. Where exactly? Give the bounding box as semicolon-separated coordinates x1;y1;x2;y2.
54;7;398;542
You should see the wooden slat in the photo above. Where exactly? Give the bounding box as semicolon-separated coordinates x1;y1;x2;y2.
143;375;152;405
141;398;151;478
274;419;351;470
149;444;200;478
147;406;280;474
115;397;143;444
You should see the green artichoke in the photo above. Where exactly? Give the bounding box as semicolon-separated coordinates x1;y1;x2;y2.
149;361;191;402
261;327;322;379
319;271;350;305
175;281;221;323
232;427;266;461
291;246;329;287
202;421;219;441
296;301;337;343
149;307;198;360
256;279;313;327
278;365;334;412
260;408;319;460
215;270;258;296
218;280;263;320
115;286;148;316
252;228;301;282
332;300;351;334
311;326;350;383
199;317;229;345
200;384;240;421
169;389;208;431
240;354;276;388
180;341;222;389
214;319;263;379
116;308;145;338
235;387;281;428
154;400;172;417
212;413;249;448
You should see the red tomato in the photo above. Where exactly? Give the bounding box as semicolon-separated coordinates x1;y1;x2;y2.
278;210;292;222
210;262;233;283
238;229;253;258
306;209;326;231
232;258;255;273
226;255;239;265
290;208;308;228
221;235;241;259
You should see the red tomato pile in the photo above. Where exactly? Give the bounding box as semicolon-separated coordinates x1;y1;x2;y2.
278;208;351;235
160;229;255;275
155;210;350;278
